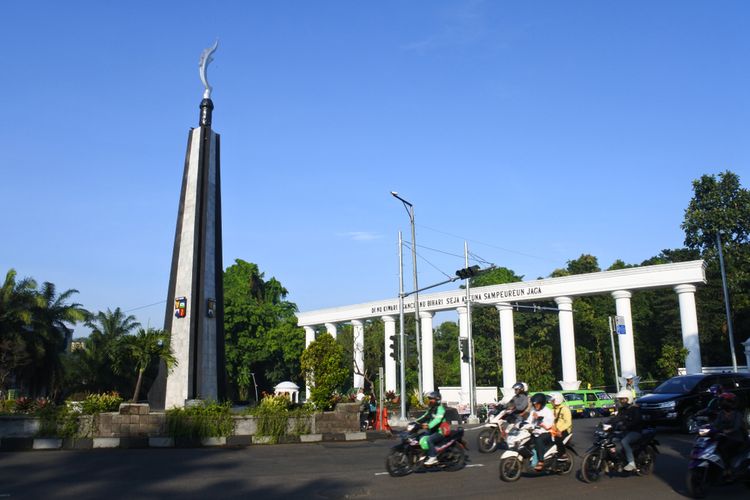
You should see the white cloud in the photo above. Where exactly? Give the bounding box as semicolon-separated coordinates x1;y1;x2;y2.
341;231;382;241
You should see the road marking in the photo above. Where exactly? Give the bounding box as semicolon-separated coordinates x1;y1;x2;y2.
374;472;390;476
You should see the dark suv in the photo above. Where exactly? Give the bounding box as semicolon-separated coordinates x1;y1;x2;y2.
636;372;750;432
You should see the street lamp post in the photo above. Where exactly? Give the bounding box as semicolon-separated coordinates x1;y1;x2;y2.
391;192;423;399
716;232;738;372
397;231;407;422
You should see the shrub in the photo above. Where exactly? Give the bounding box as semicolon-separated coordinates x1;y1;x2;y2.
36;404;81;438
80;392;123;414
247;396;313;443
166;401;234;439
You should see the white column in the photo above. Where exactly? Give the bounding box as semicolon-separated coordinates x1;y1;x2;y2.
352;319;365;389
496;303;517;394
303;326;316;400
555;297;580;390
382;316;397;393
612;290;637;377
675;284;702;374
420;311;435;394
325;322;337;339
742;338;750;371
457;306;471;405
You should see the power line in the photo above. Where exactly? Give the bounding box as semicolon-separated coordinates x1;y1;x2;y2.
125;300;166;313
417;223;557;262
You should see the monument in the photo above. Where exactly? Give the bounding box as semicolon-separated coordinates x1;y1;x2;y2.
149;41;226;409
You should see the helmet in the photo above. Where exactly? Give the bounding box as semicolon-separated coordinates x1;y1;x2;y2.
512;382;528;394
615;389;633;405
709;384;724;396
530;393;547;407
622;372;635;380
718;392;736;409
426;391;442;407
550;392;564;406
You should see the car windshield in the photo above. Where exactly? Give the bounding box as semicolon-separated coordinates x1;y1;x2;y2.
564;393;584;401
653;377;701;394
595;392;609;400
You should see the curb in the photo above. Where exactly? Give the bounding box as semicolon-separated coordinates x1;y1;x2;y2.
1;431;391;451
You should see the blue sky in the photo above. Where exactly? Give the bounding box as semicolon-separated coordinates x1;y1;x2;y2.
2;1;748;335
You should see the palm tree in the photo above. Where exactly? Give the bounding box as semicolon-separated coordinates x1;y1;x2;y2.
0;269;36;391
114;328;177;402
81;308;140;393
26;282;87;396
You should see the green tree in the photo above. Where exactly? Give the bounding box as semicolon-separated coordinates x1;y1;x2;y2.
300;333;348;409
0;269;36;391
682;171;750;366
223;259;304;401
76;307;142;394
682;171;750;251
23;282;87;397
114;328;176;402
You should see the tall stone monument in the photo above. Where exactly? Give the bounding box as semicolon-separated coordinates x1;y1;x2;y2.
149;42;226;409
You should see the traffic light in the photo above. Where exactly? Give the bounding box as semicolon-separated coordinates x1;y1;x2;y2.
389;335;398;360
459;338;469;363
455;265;481;279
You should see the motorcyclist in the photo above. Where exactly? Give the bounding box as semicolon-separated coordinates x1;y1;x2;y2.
529;392;555;471
550;392;572;460
607;389;643;472
504;382;530;423
696;384;724;419
415;391;447;466
711;392;749;469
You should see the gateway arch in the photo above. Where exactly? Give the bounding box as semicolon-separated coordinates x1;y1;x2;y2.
296;260;706;400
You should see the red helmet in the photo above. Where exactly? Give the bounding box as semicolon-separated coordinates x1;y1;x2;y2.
718;392;737;409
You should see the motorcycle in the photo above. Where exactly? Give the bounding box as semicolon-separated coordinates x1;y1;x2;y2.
477;404;511;453
385;422;468;477
580;422;659;483
686;424;750;498
498;421;576;481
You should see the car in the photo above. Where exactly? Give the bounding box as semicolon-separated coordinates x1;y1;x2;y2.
542;390;616;418
636;372;750;433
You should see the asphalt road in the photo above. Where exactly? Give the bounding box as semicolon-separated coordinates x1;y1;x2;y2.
1;418;748;499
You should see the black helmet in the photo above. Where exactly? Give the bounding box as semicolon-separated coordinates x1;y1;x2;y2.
709;384;723;397
426;391;442;406
530;393;547;407
512;382;528;394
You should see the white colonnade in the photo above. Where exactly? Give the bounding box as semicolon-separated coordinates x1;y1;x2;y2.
298;261;707;402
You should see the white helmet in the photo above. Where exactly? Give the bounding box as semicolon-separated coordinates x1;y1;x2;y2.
550;392;564;405
622;372;635;380
615;389;633;405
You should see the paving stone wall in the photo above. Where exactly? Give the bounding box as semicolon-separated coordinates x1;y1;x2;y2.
97;403;166;438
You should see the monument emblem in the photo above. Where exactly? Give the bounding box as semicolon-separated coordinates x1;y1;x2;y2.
199;40;219;99
149;43;227;409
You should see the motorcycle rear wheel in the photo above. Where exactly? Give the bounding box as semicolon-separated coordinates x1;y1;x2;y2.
499;457;523;482
477;428;498;453
580;452;603;483
686;467;709;498
443;445;467;472
636;450;654;476
385;450;413;477
557;457;573;475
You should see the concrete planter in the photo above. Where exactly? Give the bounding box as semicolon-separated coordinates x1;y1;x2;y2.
0;416;40;437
